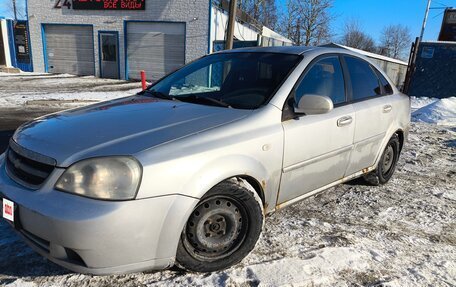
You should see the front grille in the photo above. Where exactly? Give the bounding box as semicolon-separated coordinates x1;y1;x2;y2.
5;140;56;189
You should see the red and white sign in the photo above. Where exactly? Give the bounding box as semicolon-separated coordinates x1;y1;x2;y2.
2;198;14;222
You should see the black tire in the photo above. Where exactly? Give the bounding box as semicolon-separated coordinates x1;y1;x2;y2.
363;133;401;186
176;179;264;272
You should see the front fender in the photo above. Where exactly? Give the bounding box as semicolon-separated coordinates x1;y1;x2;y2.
182;154;269;199
136;152;281;214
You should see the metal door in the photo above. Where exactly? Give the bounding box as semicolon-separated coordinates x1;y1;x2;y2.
99;32;119;79
43;24;95;75
126;22;185;81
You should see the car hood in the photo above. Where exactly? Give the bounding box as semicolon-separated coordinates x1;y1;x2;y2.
13;96;252;167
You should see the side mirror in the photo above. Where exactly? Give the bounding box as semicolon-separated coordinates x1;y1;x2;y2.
294;95;334;115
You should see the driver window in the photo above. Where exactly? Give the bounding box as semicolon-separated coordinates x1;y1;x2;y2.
295;56;346;105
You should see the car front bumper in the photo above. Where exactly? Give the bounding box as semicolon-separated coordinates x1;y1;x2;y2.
0;158;198;275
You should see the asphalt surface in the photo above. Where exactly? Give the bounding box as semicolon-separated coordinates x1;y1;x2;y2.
0;108;64;153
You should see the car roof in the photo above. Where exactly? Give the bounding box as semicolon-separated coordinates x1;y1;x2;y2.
216;46;317;55
214;45;400;91
215;45;384;61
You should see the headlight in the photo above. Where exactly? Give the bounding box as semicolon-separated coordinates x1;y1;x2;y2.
55;157;142;200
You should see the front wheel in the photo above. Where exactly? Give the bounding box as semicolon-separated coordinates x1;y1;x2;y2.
364;133;401;186
176;179;264;272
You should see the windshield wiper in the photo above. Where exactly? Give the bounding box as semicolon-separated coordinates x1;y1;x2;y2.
176;95;231;108
139;90;179;101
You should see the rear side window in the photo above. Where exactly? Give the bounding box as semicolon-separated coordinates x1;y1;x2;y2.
344;56;382;101
295;56;346;105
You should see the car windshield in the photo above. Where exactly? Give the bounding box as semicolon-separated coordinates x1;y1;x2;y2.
142;52;301;109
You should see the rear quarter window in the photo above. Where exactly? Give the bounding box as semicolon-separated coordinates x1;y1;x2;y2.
377;71;394;95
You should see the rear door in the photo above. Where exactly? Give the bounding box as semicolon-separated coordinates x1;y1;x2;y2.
279;55;355;204
342;55;395;175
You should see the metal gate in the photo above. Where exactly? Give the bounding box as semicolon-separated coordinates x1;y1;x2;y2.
43;24;95;75
126;22;185;81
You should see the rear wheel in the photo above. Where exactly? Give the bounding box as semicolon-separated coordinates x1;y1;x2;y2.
364;133;401;185
176;180;263;272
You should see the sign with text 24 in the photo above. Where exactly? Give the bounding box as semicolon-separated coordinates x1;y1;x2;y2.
72;0;145;10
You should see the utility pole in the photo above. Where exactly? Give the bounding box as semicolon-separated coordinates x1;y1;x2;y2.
419;0;432;42
12;0;18;21
225;0;238;50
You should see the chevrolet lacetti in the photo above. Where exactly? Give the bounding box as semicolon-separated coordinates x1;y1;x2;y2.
0;46;410;274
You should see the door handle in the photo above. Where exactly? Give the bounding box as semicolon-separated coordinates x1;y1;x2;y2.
337;116;353;127
383;105;392;113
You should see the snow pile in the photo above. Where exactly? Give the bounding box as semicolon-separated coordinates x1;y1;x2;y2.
410;96;437;112
412;97;456;126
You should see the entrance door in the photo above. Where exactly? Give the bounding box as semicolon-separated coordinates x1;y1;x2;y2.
99;32;119;79
0;21;6;66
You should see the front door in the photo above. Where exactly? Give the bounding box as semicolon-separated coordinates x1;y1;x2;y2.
278;55;355;205
99;32;119;79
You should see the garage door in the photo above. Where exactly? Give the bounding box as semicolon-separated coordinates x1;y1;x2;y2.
126;22;185;81
43;25;95;75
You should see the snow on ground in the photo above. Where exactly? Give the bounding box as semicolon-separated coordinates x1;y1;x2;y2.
0;121;454;286
0;73;142;108
0;73;455;286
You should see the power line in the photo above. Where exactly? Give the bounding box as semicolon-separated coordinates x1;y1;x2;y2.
432;0;451;7
432;10;445;19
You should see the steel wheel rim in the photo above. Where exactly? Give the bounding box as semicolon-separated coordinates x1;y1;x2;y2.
382;145;395;175
183;195;248;261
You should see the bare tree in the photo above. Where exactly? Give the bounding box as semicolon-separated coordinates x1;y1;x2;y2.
339;19;376;52
379;24;412;60
278;0;334;46
277;0;300;44
240;0;278;30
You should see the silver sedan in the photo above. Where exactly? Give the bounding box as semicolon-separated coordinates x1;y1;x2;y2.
0;46;410;274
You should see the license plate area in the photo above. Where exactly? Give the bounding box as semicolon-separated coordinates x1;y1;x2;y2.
2;198;14;222
2;198;20;229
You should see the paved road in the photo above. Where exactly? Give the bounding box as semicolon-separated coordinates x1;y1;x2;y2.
0;108;63;153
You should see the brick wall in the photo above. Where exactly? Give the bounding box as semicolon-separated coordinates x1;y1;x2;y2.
27;0;210;79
